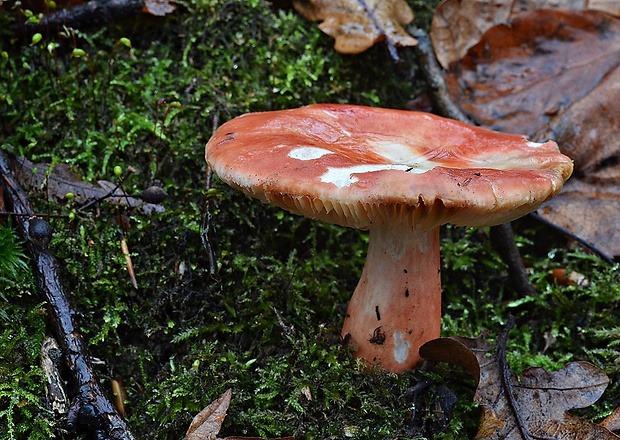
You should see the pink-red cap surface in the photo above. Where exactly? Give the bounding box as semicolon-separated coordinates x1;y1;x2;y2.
206;104;573;230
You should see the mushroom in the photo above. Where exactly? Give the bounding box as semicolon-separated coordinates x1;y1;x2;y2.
205;104;573;373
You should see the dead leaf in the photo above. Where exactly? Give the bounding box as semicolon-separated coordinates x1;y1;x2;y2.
444;9;620;136
292;0;417;58
143;0;176;16
548;267;589;287
184;389;294;440
602;406;620;433
420;325;620;439
430;0;620;69
185;389;232;440
11;157;164;215
536;180;620;260
533;61;620;181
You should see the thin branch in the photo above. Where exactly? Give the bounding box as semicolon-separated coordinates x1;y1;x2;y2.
0;150;135;440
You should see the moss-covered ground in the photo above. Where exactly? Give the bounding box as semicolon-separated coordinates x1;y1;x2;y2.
1;1;619;439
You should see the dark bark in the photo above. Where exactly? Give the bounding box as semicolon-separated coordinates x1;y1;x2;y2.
0;149;135;440
411;28;537;297
12;0;145;40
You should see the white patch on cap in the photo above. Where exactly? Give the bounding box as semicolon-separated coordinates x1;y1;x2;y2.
373;141;423;163
321;164;432;188
393;330;411;364
321;164;411;188
526;141;545;148
288;147;334;160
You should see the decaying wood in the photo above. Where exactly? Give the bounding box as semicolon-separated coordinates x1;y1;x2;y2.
0;150;135;440
412;27;537;297
24;0;144;36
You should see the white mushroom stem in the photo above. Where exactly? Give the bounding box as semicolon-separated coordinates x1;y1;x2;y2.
341;223;441;373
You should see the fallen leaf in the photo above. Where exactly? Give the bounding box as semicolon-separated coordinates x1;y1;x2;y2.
536;180;620;260
184;389;294;440
430;0;620;69
143;0;176;16
602;406;620;433
185;389;232;440
11;157;164;215
445;9;620;136
292;0;417;58
420;324;620;439
548;267;589;287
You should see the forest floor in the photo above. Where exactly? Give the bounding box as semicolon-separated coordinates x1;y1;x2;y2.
1;1;619;439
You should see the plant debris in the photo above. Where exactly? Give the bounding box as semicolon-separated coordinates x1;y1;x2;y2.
420;319;620;439
11;156;165;215
185;389;295;440
293;0;418;60
0;149;135;439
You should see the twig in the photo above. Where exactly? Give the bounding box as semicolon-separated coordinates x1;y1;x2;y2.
201;113;219;277
23;0;144;38
411;27;537;297
0;150;135;440
490;223;537;296
496;316;535;440
410;28;472;124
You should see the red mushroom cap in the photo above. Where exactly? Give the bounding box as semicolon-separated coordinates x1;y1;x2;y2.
206;104;573;373
206;104;573;231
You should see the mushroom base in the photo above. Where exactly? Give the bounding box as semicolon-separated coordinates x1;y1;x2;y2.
341;224;441;373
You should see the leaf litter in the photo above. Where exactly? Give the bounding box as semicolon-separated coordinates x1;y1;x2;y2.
11;156;165;215
293;0;418;60
420;318;620;439
184;389;294;440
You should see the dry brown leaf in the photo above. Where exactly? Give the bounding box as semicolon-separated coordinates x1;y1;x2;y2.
143;0;176;16
420;331;620;439
430;0;620;69
445;9;620;136
183;388;294;440
440;8;620;260
602;406;620;433
292;0;417;57
534;62;620;182
11;157;164;214
185;389;232;440
537;180;620;259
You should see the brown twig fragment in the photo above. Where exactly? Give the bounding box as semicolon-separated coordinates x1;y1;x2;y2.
0;150;135;440
120;238;139;289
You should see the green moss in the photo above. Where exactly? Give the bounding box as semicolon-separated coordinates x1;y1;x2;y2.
1;0;619;438
0;225;53;439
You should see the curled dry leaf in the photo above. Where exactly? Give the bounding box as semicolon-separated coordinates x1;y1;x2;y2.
430;0;620;69
292;0;417;58
420;332;620;439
